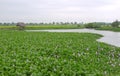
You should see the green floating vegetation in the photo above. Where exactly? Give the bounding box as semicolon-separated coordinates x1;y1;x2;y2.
0;30;120;76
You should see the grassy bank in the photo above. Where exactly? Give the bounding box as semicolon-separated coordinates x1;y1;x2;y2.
95;26;120;32
0;30;120;76
1;25;120;32
0;25;16;29
0;25;83;30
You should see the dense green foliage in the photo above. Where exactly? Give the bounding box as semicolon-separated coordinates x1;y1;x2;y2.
0;30;120;76
96;26;120;32
85;23;100;28
111;20;120;27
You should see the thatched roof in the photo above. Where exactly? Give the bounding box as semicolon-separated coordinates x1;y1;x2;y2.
16;22;25;26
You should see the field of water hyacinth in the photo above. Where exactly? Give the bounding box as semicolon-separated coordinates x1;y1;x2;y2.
0;30;120;76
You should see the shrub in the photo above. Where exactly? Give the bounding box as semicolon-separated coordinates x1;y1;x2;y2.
85;23;100;28
111;20;119;27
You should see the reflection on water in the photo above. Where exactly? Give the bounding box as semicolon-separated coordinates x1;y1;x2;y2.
26;29;120;47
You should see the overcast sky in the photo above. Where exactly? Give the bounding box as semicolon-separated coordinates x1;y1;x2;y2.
0;0;120;23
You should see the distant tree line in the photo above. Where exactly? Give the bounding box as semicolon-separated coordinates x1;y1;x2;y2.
84;22;111;28
0;22;16;25
84;20;120;28
0;22;84;26
0;20;119;28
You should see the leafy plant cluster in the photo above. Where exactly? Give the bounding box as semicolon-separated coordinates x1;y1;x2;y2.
85;23;101;28
0;31;120;76
111;20;120;27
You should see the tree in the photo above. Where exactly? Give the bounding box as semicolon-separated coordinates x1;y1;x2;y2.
74;22;77;25
0;23;2;25
60;22;63;25
52;22;55;25
111;20;119;27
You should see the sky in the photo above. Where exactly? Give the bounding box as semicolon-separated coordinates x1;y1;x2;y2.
0;0;120;23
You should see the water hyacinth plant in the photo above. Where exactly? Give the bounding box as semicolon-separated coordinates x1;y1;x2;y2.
0;30;120;76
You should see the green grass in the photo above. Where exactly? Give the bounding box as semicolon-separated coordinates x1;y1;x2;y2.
26;25;83;30
1;25;120;32
0;30;120;76
95;26;120;32
0;25;83;30
0;25;16;29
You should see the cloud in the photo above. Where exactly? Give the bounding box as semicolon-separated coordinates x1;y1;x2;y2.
0;0;120;22
98;0;120;11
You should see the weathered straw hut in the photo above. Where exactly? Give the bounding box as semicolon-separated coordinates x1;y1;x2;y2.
16;22;25;30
